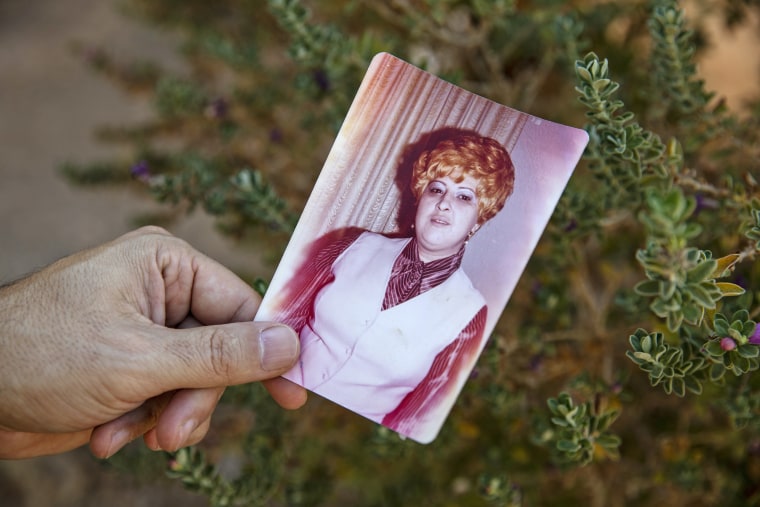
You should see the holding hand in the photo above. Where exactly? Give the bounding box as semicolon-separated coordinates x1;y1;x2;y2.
0;226;305;459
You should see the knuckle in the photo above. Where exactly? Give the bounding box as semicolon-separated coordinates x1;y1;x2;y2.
204;328;238;381
137;225;172;237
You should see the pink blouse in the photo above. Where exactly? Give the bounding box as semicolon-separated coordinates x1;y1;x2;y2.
275;229;486;437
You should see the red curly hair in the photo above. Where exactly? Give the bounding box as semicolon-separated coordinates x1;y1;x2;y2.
410;134;515;224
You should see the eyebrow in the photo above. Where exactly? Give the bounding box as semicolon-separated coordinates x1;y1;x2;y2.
432;178;476;191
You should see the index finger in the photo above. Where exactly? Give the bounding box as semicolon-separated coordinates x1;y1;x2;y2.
153;236;261;326
189;254;261;324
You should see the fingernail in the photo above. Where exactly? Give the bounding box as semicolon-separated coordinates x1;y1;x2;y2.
176;419;197;448
259;324;299;371
105;429;130;459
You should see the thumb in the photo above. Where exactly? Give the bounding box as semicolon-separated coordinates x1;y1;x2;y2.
145;322;300;392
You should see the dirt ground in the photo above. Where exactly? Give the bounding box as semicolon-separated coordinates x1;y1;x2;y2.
0;1;757;506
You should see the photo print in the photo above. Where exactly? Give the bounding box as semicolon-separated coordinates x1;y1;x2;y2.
255;53;589;443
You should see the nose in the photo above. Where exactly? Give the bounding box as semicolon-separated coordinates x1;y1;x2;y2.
436;192;452;211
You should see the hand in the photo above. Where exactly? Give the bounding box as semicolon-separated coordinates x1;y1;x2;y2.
0;226;305;460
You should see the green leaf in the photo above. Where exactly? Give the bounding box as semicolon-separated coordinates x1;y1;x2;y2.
675;377;687;395
704;340;724;357
640;334;653;353
596;411;619;432
681;303;702;325
651;298;670;317
686;259;717;284
709;362;725;382
634;279;661;296
684;248;701;264
661;281;677;300
595;434;621;449
633;350;652;362
663;189;691;220
684;375;702;394
592;78;611;93
737;344;759;358
557;440;581;452
728;327;744;342
735;355;751;374
688;283;717;309
682;222;703;239
713;316;729;336
666;311;684;332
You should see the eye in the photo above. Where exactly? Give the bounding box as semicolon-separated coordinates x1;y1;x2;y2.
427;182;445;194
456;190;476;202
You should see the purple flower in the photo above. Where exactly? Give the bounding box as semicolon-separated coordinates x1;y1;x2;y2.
749;323;760;346
312;69;330;92
130;160;151;182
694;193;719;214
720;337;737;351
269;127;283;143
563;219;578;233
204;97;228;119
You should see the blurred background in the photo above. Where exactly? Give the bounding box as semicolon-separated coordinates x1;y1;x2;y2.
0;0;758;505
0;1;259;505
0;0;256;287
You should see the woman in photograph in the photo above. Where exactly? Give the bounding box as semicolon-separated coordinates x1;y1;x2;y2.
277;133;515;439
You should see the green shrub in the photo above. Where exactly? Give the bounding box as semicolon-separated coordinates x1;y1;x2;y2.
68;0;760;504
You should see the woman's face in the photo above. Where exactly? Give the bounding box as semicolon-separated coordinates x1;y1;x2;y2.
414;174;480;262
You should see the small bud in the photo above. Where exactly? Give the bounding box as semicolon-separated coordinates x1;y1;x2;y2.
720;337;737;351
167;458;181;471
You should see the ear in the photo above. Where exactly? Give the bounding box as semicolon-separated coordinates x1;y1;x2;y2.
471;224;481;235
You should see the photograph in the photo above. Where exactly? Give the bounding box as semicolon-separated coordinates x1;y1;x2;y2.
256;52;589;443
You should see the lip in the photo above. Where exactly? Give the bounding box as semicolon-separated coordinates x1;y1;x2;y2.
430;215;450;225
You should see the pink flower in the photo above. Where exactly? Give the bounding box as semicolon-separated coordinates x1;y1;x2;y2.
720;337;737;351
750;323;760;346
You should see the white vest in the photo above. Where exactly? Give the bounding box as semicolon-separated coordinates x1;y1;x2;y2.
284;232;485;422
